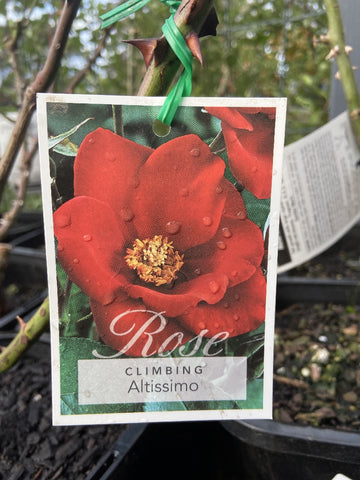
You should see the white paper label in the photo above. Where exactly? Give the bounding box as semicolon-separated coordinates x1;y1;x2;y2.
78;357;247;405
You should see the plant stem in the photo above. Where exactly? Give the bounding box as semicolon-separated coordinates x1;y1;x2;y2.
324;0;360;147
0;297;49;373
137;0;215;96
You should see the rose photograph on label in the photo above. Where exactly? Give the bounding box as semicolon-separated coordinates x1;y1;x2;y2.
37;95;286;424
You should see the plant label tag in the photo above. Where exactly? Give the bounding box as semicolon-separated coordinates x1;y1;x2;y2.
37;94;286;425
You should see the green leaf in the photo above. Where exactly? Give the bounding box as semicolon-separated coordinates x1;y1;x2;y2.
48;117;94;153
60;337;118;395
234;378;263;409
53;137;79;156
241;189;270;234
60;285;91;337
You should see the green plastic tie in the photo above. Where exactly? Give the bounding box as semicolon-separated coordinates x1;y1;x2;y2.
100;1;194;134
159;0;181;14
100;0;151;29
155;14;193;133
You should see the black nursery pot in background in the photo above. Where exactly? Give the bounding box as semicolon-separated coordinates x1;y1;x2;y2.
0;246;47;331
5;211;44;248
222;420;360;480
1;211;47;330
84;419;360;480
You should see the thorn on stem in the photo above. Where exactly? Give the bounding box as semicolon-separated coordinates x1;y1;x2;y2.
185;31;203;66
124;38;158;67
350;108;360;118
313;34;330;47
326;45;340;60
17;315;26;331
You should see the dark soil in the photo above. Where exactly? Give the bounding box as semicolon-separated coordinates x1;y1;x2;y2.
0;340;124;480
274;223;360;431
274;302;360;431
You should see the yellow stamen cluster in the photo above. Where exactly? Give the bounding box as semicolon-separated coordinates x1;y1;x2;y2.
125;235;184;286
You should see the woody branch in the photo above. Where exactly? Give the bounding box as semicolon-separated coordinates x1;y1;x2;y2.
322;0;360;147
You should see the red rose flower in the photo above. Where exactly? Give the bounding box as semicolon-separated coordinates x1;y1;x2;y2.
206;107;276;199
53;128;266;356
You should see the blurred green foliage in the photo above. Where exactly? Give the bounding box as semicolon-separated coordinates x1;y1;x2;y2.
0;0;330;146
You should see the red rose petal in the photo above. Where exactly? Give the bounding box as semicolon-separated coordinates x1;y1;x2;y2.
206;108;275;199
223;123;273;199
206;106;276;126
183;217;264;287
178;267;266;337
54;196;130;305
74;128;153;240
130;134;227;251
91;298;192;356
217;178;248;219
127;272;229;318
205;107;254;131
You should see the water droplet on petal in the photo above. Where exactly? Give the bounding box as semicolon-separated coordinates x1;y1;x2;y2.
165;220;181;235
231;270;238;278
202;216;213;226
194;268;201;276
73;258;80;264
55;213;71;228
88;137;95;144
216;241;226;250
223;302;229;309
83;234;92;242
198;321;206;329
233;314;239;321
120;208;134;222
103;292;116;305
190;148;200;157
236;210;247;220
216;185;223;194
180;187;189;197
57;245;64;252
209;280;220;294
214;322;219;328
222;227;232;238
234;293;240;300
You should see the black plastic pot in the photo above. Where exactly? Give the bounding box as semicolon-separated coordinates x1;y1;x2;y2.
85;422;241;480
277;275;360;306
277;221;360;307
4;211;44;248
1;246;47;329
222;420;360;480
83;419;360;480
